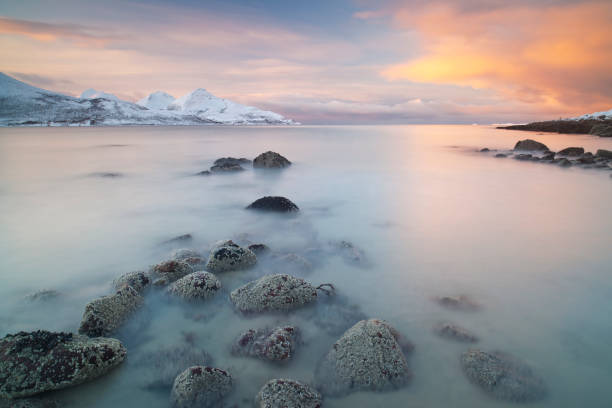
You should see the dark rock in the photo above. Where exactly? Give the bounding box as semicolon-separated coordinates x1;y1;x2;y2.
494;153;507;158
0;331;126;398
435;295;481;311
590;123;612;137
170;366;233;408
167;272;221;302
246;196;299;213
112;271;151;293
210;163;244;173
480;148;490;152
596;149;612;159
247;243;270;255
461;349;547;402
256;379;322;408
499;119;611;135
152;260;193;284
205;240;257;273
514;154;532;161
433;322;478;343
78;285;144;337
557;147;584;157
253;151;291;168
195;170;211;176
514;139;549;151
577;155;596;164
231;326;299;362
163;234;193;244
541;151;555;160
556;158;572;167
89;172;123;178
314;319;412;397
213;157;251;166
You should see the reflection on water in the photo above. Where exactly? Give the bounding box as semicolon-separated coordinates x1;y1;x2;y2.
0;125;612;407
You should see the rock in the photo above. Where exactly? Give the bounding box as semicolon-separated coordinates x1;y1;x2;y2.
78;285;144;337
170;366;233;408
112;271;151;293
25;290;61;302
246;196;299;213
433;322;478;343
210;163;244;173
329;240;367;265
480;148;490;152
248;243;270;255
556;158;572;167
0;330;126;399
494;153;507;158
253;151;291;168
231;326;299;362
230;274;318;314
135;345;212;390
590;123;612;137
514;154;532;161
557;147;584;157
314;319;412;397
541;151;555;160
460;349;547;402
213;157;251;166
435;295;481;311
255;379;322;408
163;234;193;244
196;170;211;176
152;260;193;283
167;272;221;302
172;249;207;270
596;149;612;159
308;296;368;336
513;139;549;151
274;253;313;274
0;397;60;408
205;240;256;273
89;172;123;178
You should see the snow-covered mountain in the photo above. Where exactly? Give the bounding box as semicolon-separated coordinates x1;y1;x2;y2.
0;73;295;126
573;109;612;120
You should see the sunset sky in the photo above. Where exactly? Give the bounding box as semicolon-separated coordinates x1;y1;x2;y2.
1;0;611;124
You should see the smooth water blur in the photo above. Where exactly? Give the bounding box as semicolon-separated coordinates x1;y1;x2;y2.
0;125;611;407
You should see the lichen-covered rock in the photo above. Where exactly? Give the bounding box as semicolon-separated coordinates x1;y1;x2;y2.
24;290;61;302
0;397;61;408
230;274;318;314
135;345;212;390
460;349;547;402
171;249;207;270
514;139;549;151
557;147;584;157
314;319;412;396
256;379;322;408
205;240;256;273
247;196;299;213
152;260;193;283
253;151;291;168
433;322;478;343
232;326;299;362
435;295;481;311
214;157;251;167
112;271;151;293
0;331;126;399
79;285;144;337
170;366;233;408
167;272;221;302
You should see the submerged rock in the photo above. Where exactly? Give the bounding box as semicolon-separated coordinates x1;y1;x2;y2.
196;170;211;176
308;296;368;336
274;253;314;274
314;319;412;397
0;330;126;399
248;243;271;256
541;151;555;161
213;157;251;166
79;285;144;337
205;240;257;273
480;148;490;152
167;272;221;302
152;260;193;284
256;379;322;408
435;295;481;311
329;240;367;265
514;154;532;161
163;234;193;244
495;153;507;158
112;271;151;293
433;322;478;343
232;326;299;362
25;289;61;302
246;196;299;213
514;139;549;151
230;274;318;314
135;345;212;390
460;349;547;402
170;366;233;408
557;147;584;157
171;248;206;270
556;158;572;167
253;151;291;168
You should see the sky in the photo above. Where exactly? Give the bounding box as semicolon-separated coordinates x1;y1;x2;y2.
1;0;611;124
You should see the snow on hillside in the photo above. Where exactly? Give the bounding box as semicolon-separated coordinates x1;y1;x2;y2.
573;109;612;120
80;89;120;101
137;91;175;110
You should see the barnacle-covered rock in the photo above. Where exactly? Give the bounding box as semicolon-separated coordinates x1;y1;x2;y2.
255;378;322;408
205;240;256;273
166;272;221;302
231;326;299;362
170;366;233;408
78;285;144;337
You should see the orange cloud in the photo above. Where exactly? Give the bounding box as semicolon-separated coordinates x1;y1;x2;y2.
378;1;612;115
0;17;117;46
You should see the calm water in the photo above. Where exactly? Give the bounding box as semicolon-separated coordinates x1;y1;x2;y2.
1;125;611;407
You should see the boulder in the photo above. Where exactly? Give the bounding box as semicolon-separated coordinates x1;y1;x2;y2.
494;153;507;158
480;148;490;152
460;349;547;402
433;322;478;343
205;240;256;273
78;285;144;337
171;248;206;269
255;379;322;408
514;139;549;151
246;196;299;213
435;295;481;311
167;272;221;302
213;157;251;166
556;147;584;157
230;274;318;314
152;260;193;284
596;149;612;159
314;319;412;396
112;271;151;293
0;331;126;399
231;326;299;362
248;243;271;255
210;163;244;173
170;366;233;408
253;151;291;168
556;158;572;167
590;123;612;137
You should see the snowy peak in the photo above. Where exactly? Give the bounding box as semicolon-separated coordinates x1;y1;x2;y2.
574;109;612;120
80;89;119;101
137;91;175;110
0;72;55;97
169;88;219;112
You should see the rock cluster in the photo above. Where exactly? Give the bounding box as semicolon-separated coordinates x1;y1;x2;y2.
112;271;151;293
247;196;299;213
167;272;221;302
170;366;233;408
205;240;257;273
79;285;144;337
232;326;299;362
255;379;322;408
253;151;291;168
152;260;193;284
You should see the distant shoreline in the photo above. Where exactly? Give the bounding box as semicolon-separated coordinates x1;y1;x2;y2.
498;118;612;137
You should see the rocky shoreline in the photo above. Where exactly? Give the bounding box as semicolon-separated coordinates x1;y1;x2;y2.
498;118;612;137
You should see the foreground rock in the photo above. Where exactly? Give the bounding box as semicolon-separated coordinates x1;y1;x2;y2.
596;149;612;159
256;379;322;408
0;398;60;408
112;271;151;293
232;326;299;362
514;139;549;151
135;345;212;390
79;285;144;337
435;295;481;311
230;274;318;314
247;196;299;213
461;349;547;402
151;260;193;285
433;322;478;343
205;240;257;273
314;319;412;397
253;151;291;168
167;272;221;302
213;157;251;166
172;248;207;270
557;147;584;157
0;331;126;398
170;366;233;408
